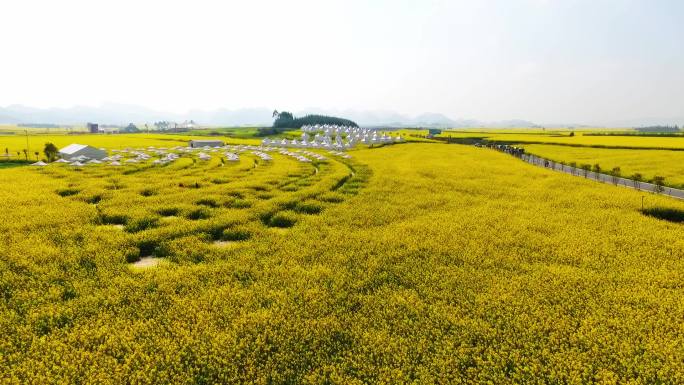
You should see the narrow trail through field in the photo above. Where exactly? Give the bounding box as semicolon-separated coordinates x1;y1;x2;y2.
331;161;358;192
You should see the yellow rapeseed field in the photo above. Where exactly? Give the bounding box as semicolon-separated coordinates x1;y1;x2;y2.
1;139;684;383
0;133;261;161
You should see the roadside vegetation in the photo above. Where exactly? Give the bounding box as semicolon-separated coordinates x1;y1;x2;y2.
521;144;684;188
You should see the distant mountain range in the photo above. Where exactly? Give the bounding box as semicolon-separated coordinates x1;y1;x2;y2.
2;103;679;128
0;104;540;128
0;103;272;126
291;108;538;128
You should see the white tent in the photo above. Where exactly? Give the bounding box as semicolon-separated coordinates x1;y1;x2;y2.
58;144;107;160
31;161;47;166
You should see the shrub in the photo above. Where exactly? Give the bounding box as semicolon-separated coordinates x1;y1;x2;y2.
186;207;212;220
157;207;180;216
222;228;251;241
125;216;159;232
196;198;219;208
294;201;323;215
268;211;298;228
318;192;345;203
56;188;79;197
140;188;157;197
225;198;251;209
99;213;128;225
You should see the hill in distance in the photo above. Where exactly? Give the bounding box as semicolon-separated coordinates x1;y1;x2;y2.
0;104;542;128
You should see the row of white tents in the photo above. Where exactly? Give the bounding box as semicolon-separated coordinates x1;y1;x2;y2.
328;151;352;159
299;150;327;161
278;149;313;163
301;124;369;135
244;124;404;150
30;143;351;167
251;151;272;161
30;122;398;168
262;132;402;150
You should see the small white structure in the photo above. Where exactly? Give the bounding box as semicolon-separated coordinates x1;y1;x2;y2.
31;161;47;166
189;140;224;148
58;143;107;160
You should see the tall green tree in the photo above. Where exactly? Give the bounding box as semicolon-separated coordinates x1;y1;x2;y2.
580;164;591;178
631;173;643;190
272;111;358;129
610;167;621;185
653;176;666;194
44;142;58;162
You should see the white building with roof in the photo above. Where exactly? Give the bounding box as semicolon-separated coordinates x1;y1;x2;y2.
189;140;224;148
58;144;107;160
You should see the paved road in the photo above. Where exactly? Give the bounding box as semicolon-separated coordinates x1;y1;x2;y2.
520;154;684;200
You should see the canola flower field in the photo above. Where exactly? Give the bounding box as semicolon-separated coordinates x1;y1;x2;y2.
2;136;684;383
0;133;260;160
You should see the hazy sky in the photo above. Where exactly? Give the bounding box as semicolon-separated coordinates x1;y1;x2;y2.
1;0;683;124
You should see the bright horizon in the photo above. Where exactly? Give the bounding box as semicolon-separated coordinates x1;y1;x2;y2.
1;0;683;125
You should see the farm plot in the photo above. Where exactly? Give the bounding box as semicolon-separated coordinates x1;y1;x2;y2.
2;142;684;383
10;145;368;268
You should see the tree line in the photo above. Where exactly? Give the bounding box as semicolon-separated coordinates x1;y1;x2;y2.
551;160;669;193
271;110;358;129
635;125;681;133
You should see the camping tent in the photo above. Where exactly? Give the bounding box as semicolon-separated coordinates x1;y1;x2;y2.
58;144;107;160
